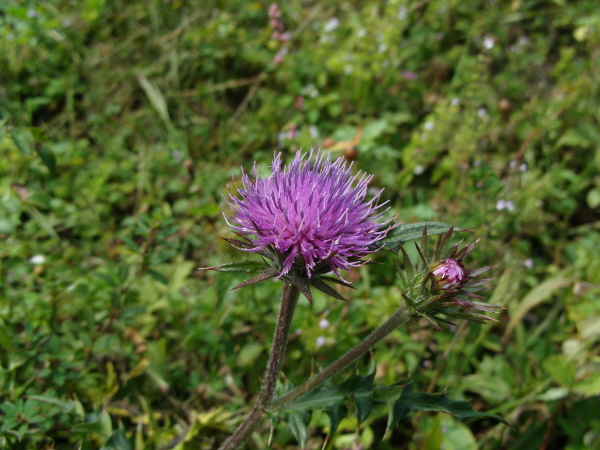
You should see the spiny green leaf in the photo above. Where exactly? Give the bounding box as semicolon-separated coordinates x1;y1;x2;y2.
284;409;311;448
387;383;509;430
324;402;348;436
274;374;507;446
381;222;453;253
339;372;375;424
200;260;269;273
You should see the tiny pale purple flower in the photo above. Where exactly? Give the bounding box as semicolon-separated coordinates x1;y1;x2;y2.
431;258;465;290
225;150;391;281
318;318;330;330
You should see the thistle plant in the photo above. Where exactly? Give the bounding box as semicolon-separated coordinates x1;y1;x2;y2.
205;150;505;449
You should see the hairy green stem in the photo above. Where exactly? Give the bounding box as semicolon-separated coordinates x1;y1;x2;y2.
269;304;412;412
219;283;300;450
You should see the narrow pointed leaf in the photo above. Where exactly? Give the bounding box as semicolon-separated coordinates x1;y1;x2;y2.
325;403;348;436
466;266;494;278
220;237;276;260
294;277;314;304
221;237;255;249
318;276;356;290
231;267;280;290
341;372;375;424
284;410;311;448
380;222;453;253
434;226;454;261
399;246;415;281
462;299;504;312
201;260;269;273
463;278;493;288
420;225;429;263
310;278;348;302
414;241;428;268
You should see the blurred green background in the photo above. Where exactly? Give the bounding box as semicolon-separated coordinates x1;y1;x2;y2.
1;0;599;449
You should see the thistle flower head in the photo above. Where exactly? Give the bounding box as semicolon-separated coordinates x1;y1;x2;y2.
431;258;465;291
397;226;502;329
225;150;392;285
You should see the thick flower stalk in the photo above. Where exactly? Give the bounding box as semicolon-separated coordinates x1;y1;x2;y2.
222;149;393;302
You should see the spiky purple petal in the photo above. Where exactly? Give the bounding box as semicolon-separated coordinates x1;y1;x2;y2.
225;150;392;280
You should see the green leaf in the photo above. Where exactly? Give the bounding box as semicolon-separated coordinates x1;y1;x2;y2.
284;409;312;448
73;410;112;440
273;374;506;446
201;260;269;273
34;145;57;175
502;272;573;344
542;354;576;387
381;222;453;253
387;384;508;430
147;269;169;285
338;372;375;424
101;430;132;450
236;342;264;367
11;131;32;155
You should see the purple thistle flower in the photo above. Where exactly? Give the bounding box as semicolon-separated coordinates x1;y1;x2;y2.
431;258;465;290
225;150;392;282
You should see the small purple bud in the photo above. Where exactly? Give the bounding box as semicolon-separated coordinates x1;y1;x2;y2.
431;258;465;290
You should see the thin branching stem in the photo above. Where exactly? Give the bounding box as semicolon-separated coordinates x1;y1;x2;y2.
219;283;300;450
269;304;412;412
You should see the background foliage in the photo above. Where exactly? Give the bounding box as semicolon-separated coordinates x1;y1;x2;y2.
1;0;599;448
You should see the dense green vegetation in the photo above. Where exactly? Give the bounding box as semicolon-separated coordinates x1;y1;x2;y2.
1;0;599;448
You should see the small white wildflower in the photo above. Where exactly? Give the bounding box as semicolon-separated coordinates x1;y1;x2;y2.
509;160;517;169
324;17;340;32
378;43;387;53
483;36;495;50
308;125;319;139
357;28;367;38
496;199;515;211
524;259;534;269
171;150;183;162
318;318;330;330
451;97;460;106
344;65;353;75
424;120;435;131
477;107;488;117
302;84;319;98
27;9;37;18
398;7;407;20
30;255;46;265
316;336;326;347
414;165;425;175
519;163;528;172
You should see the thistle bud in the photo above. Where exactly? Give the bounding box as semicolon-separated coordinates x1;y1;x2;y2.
431;258;465;291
